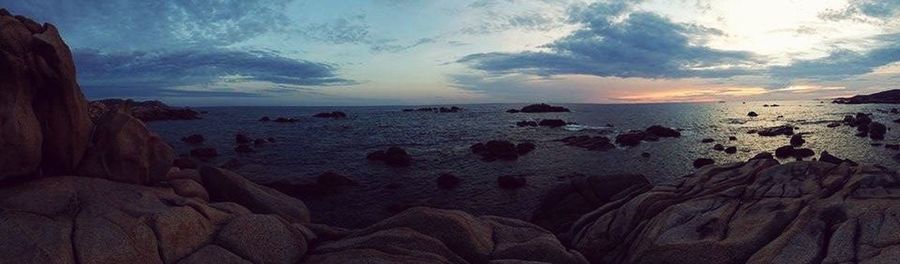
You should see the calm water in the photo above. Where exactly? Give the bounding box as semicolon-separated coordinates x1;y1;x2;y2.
150;101;900;228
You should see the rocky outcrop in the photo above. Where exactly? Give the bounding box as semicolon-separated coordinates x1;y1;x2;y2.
0;12;92;180
0;176;311;264
90;99;200;122
78;110;175;185
512;103;571;113
200;166;311;224
562;158;900;264
306;207;588;263
366;147;412;167
833;89;900;104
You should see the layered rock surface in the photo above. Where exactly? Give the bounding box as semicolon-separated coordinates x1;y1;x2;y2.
565;158;900;264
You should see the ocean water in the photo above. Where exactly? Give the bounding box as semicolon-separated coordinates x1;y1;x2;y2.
150;101;900;228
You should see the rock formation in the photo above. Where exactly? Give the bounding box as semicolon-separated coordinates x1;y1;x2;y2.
89;99;200;122
833;89;900;104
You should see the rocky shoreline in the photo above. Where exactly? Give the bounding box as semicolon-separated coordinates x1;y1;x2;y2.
4;10;900;264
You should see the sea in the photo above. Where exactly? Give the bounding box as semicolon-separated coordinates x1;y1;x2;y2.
149;101;900;228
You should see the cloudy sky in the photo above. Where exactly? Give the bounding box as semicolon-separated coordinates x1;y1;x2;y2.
4;0;900;105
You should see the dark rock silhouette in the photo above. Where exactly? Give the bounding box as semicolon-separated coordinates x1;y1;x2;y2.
90;99;200;122
313;111;347;118
437;173;461;189
518;103;570;113
273;117;299;123
748;111;758;117
367;147;412;167
516;120;538;127
790;134;805;146
757;125;794;136
538;119;567;127
833;89;900;104
693;158;714;168
471;140;535;161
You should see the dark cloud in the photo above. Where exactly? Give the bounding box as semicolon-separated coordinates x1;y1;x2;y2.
459;1;758;79
3;0;292;50
769;33;900;81
74;48;355;98
820;0;900;22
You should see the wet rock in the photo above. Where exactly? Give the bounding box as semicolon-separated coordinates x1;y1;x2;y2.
516;142;536;155
497;175;526;189
693;158;714;168
757;125;794;136
869;121;887;140
234;144;255;153
317;171;357;187
78;111;174;185
775;145;794;158
516;120;537;127
235;133;252;144
645;125;681;138
775;145;815;159
724;146;737;154
506;109;520;113
641;152;651;158
181;134;205;144
190;147;218;159
729;136;738;141
713;144;725;151
313;111;347;119
827;122;841;128
701;138;715;143
518;103;570;113
615;131;646;146
471;140;528;161
819;151;856;165
367;147;412;167
747;111;758;117
437;173;461;189
560;136;615;151
750;152;774;160
790;134;805;146
438;106;462;113
538;119;567;128
273;117;298;123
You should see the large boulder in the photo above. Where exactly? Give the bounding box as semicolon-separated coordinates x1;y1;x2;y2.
531;173;651;237
307;207;587;264
0;176;308;264
78;111;175;185
0;12;91;180
567;158;900;264
200;166;311;223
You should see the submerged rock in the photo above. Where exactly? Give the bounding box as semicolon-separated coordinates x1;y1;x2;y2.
515;120;537;127
437;173;461;189
471;140;533;161
538;119;567;128
313;111;347;119
366;147;412;167
560;135;615;151
497;175;527;189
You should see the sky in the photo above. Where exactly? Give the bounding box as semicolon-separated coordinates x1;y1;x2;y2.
3;0;900;106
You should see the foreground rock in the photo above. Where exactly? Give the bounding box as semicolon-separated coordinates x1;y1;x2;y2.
1;12;92;180
78;110;175;185
200;166;311;223
90;99;200;122
306;207;587;263
833;89;900;104
0;176;310;264
561;158;900;264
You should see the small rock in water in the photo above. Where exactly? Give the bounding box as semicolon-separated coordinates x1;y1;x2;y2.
181;134;205;144
645;125;681;138
273;117;298;123
367;147;412;167
254;138;268;145
886;144;900;150
234;144;255;153
190;147;218;159
701;138;715;143
516;120;537;127
724;146;737;154
497;175;527;189
516;142;536;155
615;131;646;146
790;134;805;147
641;152;651;158
235;133;252;144
757;125;794;137
313;111;347;119
747;111;758;117
259;116;270;121
693;158;715;168
538;119;567;128
436;173;461;189
519;103;570;113
559;136;615;151
729;136;738;141
713;144;725;151
869;122;887;140
827;122;841;128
